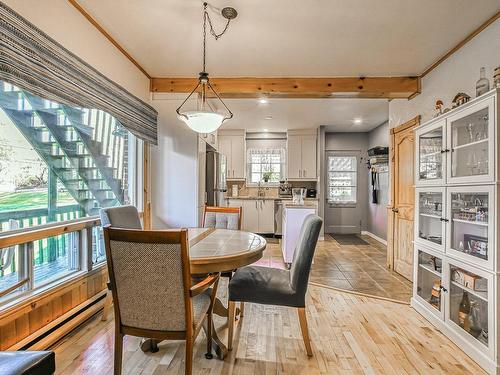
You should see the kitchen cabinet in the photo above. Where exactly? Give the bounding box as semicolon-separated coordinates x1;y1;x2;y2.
219;131;245;180
287;131;317;180
199;130;218;149
226;198;274;233
412;89;499;375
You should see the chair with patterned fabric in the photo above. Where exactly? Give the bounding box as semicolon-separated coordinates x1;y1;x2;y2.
202;206;242;230
103;227;219;375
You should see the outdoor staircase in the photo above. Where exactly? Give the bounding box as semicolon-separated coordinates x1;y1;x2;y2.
0;83;127;216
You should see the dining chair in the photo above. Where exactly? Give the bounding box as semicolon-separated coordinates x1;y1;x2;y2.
99;205;142;322
226;214;322;356
103;227;219;375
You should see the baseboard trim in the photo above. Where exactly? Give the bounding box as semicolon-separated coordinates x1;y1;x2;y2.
361;231;387;246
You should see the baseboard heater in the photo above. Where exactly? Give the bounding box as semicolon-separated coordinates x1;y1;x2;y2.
8;290;107;351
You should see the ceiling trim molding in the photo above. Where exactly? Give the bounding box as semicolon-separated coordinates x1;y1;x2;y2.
421;11;500;78
67;0;151;79
150;76;420;99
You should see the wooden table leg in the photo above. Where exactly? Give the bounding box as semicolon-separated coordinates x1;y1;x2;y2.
213;297;241;319
202;318;227;360
140;338;159;353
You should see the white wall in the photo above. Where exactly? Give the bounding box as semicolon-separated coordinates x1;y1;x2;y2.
150;94;199;229
390;20;500;128
3;0;150;101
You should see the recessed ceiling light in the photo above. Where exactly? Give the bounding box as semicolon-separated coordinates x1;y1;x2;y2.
265;115;273;120
353;118;363;125
263;129;268;132
259;98;268;104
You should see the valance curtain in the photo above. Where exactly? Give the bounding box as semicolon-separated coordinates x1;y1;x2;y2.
0;1;158;144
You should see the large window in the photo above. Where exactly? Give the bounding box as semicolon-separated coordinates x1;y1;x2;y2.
327;155;357;204
247;148;285;185
0;80;143;301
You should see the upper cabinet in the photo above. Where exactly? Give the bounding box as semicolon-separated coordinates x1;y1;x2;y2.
287;130;317;180
199;130;218;149
218;130;245;180
415;91;497;187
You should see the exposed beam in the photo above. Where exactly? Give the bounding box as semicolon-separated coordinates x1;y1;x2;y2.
150;76;420;99
67;0;151;79
421;11;500;78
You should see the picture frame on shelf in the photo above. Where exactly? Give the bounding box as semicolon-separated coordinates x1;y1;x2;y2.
464;234;488;260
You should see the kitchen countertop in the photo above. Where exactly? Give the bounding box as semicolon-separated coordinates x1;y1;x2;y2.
283;201;318;208
225;196;319;201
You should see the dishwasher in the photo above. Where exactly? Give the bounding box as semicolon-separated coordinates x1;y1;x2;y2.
274;200;283;236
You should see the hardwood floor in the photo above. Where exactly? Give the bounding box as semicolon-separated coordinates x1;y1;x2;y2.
53;281;484;374
255;236;413;302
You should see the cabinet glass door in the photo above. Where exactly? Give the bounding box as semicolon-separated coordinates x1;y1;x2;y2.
447;98;494;183
416;121;444;185
416;188;445;251
447;187;493;269
446;261;492;351
415;249;443;316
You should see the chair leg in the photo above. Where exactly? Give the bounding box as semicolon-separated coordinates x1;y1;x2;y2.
185;336;194;375
227;300;236;351
239;302;245;318
297;307;313;357
102;292;112;321
114;331;123;375
205;312;213;359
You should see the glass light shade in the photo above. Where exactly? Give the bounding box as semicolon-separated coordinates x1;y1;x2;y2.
178;111;224;133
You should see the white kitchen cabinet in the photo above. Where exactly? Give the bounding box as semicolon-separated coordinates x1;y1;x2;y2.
287;130;317;180
199;130;218;149
282;205;317;265
219;131;245;180
226;198;274;233
412;89;500;375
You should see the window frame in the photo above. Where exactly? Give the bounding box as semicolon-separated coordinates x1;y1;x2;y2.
327;154;358;206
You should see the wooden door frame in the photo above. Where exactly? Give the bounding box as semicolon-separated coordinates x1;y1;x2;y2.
386;116;420;270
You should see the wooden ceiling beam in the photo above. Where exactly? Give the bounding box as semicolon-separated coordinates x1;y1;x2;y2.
150;76;420;99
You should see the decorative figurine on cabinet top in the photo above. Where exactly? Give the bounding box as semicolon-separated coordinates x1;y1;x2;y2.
434;99;444;117
452;92;471;108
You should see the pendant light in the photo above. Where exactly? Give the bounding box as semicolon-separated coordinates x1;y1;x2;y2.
176;2;236;133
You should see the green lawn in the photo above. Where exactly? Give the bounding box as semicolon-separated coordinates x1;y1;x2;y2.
0;190;76;212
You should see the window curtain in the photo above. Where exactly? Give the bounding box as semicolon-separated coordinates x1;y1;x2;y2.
0;1;158;144
246;148;286;164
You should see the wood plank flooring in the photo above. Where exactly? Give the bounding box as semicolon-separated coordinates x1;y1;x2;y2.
53;282;485;374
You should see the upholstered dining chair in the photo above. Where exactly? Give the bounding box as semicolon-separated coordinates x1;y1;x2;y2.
226;214;323;356
99;205;142;322
103;227;219;375
202;206;242;230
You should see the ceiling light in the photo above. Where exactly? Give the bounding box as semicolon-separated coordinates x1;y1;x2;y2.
265;115;273;120
263;129;268;132
353;118;363;125
259;98;268;104
176;2;236;133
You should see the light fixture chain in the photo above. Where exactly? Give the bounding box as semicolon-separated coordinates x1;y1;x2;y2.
202;2;231;72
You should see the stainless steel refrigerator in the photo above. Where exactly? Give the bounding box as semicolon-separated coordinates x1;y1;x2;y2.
206;151;227;206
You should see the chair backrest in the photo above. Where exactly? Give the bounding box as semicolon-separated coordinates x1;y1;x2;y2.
289;215;323;300
202;206;242;230
100;205;142;229
103;227;193;333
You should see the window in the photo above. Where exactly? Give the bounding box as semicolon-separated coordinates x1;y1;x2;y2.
328;155;357;204
247;148;285;185
0;80;144;300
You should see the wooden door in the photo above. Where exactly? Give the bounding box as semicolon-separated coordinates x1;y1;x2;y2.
301;135;317;179
388;116;419;281
287;135;302;179
231;135;245;179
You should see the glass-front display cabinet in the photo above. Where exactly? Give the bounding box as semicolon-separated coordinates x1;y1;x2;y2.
447;97;495;184
414;247;444;318
415;188;446;252
416;120;445;185
446;186;494;270
446;260;493;355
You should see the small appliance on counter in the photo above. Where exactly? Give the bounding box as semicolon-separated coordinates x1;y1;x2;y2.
292;188;306;205
279;180;292;197
306;188;317;198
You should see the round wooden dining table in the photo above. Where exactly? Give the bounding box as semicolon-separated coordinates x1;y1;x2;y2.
140;227;267;360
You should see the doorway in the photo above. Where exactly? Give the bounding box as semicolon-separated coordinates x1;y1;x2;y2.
324;150;367;234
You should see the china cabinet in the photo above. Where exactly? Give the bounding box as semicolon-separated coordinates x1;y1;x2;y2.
412;89;499;375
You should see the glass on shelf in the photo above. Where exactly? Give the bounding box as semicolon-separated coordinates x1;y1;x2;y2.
450;192;488;260
416;250;442;311
450;107;489;178
449;265;488;347
419;128;442;180
418;191;443;245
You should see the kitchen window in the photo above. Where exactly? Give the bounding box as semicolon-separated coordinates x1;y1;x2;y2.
247;148;285;185
328;155;357;204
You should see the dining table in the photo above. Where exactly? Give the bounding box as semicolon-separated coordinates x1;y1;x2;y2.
140;227;267;360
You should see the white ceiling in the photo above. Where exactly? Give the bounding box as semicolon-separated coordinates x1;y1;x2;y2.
78;0;499;77
153;94;389;132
